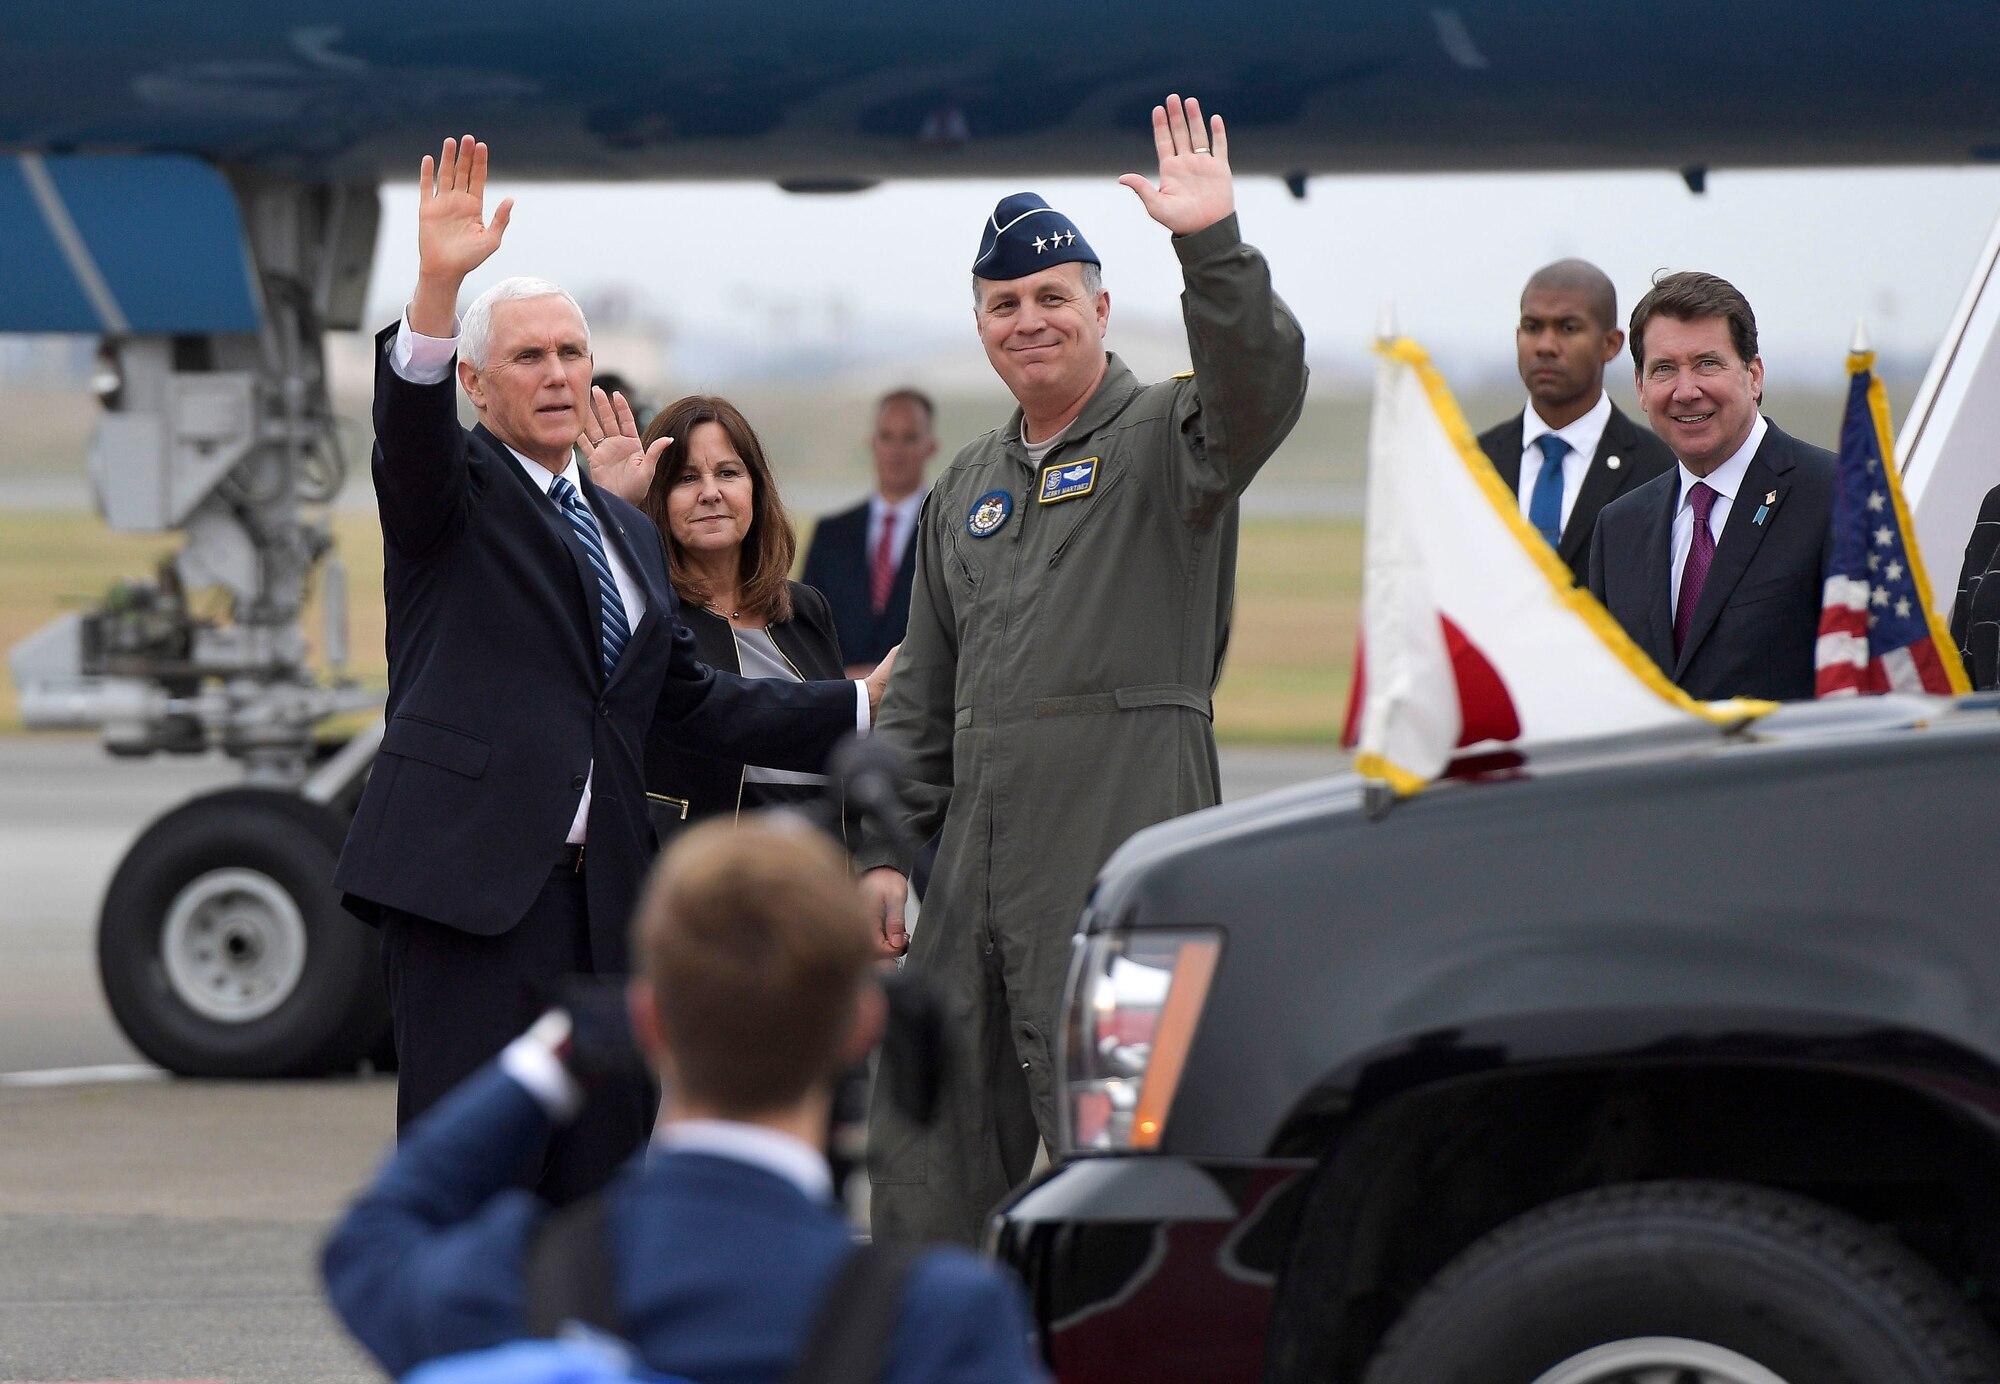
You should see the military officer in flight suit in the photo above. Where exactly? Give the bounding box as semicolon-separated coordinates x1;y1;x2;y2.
857;94;1308;1245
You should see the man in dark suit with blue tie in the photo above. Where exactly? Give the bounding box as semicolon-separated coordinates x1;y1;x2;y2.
324;818;1047;1384
333;136;885;1203
1588;271;1838;702
801;390;937;676
1477;259;1675;583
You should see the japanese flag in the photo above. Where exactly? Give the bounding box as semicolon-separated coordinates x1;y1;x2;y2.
1347;337;1771;796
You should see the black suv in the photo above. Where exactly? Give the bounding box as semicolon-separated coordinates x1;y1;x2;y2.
994;694;2000;1384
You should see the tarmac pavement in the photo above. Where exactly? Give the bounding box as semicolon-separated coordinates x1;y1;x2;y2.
0;736;1342;1383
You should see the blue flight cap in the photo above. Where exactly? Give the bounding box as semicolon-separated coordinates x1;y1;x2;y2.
971;193;1099;282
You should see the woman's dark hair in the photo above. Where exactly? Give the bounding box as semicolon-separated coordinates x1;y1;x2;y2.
640;395;795;623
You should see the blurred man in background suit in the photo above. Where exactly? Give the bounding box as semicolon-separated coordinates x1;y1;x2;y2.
1478;259;1674;583
802;389;937;676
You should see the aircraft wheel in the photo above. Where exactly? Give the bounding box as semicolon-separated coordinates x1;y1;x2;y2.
1361;1180;2000;1384
99;788;386;1077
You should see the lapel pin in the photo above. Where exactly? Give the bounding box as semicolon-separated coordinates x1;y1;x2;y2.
1606;455;1621;470
1752;489;1778;526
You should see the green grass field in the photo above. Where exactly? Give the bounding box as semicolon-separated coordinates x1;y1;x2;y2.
0;510;1356;744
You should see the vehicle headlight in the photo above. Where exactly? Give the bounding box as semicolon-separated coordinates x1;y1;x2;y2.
1059;928;1221;1154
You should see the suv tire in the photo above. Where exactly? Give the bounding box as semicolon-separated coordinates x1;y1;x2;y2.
1361;1179;2000;1384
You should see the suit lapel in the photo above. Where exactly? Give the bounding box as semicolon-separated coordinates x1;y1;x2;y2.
1674;430;1793;679
480;428;601;685
1559;408;1634;568
1486;413;1525;493
1638;476;1679;672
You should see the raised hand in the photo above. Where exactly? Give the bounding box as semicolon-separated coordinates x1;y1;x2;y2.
418;135;512;282
1118;94;1234;237
409;136;513;336
579;387;670;504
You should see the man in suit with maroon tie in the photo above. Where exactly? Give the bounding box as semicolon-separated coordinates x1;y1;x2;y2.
1588;271;1837;702
1478;259;1675;583
802;390;937;676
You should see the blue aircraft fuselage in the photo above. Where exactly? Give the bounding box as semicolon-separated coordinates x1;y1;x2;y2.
4;2;1999;183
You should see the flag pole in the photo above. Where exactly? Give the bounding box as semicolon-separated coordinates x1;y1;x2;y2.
1375;298;1399;344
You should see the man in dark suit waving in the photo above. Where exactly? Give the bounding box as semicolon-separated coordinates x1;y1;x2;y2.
333;135;884;1201
1588;271;1837;702
1477;259;1675;583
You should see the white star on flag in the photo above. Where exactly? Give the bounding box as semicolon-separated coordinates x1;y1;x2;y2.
1874;526;1894;546
1885;559;1905;582
1896;596;1913;618
1867;491;1885;512
1871;585;1889;607
1345;336;1772;797
1867;553;1881;571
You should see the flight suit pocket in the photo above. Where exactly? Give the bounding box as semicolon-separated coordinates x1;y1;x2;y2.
1046;467;1130;568
944;535;982;595
380;714;490;779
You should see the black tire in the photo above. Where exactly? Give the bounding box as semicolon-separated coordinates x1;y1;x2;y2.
98;788;387;1077
1361;1180;2000;1384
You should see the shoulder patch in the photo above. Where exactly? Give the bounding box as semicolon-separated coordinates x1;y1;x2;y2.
966;489;1014;538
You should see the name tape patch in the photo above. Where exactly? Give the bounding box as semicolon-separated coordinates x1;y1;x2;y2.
1038;457;1098;504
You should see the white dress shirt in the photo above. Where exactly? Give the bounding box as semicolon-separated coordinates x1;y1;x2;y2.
867;488;926;573
1670;413;1769;618
653;1118;835;1203
388;312;868;843
1517;391;1611;534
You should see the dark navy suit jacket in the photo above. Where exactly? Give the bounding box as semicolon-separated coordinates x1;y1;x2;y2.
1589;421;1837;703
322;1064;1048;1384
1477;402;1677;583
800;498;917;668
333;325;853;970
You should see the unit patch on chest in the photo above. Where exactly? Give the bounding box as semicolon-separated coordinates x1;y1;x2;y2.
1038;456;1099;504
967;488;1015;538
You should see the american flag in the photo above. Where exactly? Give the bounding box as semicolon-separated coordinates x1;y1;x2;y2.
1814;349;1969;697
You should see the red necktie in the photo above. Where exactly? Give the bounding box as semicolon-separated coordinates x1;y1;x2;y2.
1674;481;1718;657
870;511;898;615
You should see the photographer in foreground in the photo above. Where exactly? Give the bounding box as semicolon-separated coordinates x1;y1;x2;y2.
323;816;1045;1383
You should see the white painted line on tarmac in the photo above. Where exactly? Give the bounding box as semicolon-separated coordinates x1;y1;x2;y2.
0;1062;166;1088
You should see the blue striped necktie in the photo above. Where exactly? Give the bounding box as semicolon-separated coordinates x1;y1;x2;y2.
548;474;631;680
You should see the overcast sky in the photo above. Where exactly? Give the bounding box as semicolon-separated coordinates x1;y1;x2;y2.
369;165;2000;387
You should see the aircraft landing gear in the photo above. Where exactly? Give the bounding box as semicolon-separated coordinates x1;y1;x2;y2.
97;787;389;1078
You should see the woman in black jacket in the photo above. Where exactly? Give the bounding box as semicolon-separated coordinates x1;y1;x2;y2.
629;395;847;846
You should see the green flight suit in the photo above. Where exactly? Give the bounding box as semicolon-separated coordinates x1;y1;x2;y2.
863;214;1308;1245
